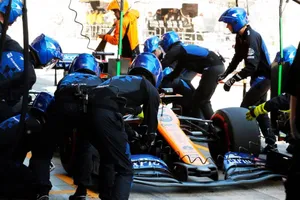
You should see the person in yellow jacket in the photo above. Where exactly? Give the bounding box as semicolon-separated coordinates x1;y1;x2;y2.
98;0;140;61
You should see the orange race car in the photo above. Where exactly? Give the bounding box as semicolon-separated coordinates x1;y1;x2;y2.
51;52;285;188
58;87;283;188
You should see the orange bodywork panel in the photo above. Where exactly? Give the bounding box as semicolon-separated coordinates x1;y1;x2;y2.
157;105;209;166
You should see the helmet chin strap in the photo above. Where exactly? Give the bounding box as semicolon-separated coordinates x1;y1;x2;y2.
237;25;248;35
29;49;39;67
158;52;164;60
0;14;5;24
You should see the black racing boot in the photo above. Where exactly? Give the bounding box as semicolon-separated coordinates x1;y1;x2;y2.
69;195;86;200
286;144;295;154
69;184;87;200
261;143;278;154
261;127;278;154
36;194;49;200
49;161;55;172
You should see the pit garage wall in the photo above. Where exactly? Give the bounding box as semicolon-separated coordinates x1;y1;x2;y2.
7;0;299;61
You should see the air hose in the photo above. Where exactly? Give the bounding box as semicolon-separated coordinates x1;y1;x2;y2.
68;0;94;51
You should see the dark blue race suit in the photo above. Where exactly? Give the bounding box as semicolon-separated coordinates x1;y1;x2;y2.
72;75;160;200
223;25;275;145
40;72;103;195
92;75;160;200
284;42;300;200
0;22;37;199
161;42;225;119
0;24;36;123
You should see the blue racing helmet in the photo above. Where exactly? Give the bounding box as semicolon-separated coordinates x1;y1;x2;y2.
274;45;297;66
162;67;173;77
144;36;160;53
69;53;100;76
159;31;180;53
31;92;54;114
30;34;63;68
0;51;24;79
218;7;249;33
0;0;23;25
129;52;163;88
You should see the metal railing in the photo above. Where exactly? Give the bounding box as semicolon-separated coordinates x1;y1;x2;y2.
81;24;113;39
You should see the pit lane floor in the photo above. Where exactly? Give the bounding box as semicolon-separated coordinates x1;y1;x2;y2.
24;143;286;200
29;70;286;199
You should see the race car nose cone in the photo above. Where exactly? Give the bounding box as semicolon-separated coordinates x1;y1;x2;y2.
196;166;212;173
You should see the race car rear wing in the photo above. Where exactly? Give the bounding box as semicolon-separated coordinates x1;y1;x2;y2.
56;52;115;71
53;52;115;85
56;53;79;70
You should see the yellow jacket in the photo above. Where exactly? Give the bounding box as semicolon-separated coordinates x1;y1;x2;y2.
96;13;104;24
86;12;94;25
104;9;140;51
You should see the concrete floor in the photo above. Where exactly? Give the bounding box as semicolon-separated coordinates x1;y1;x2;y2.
23;145;286;200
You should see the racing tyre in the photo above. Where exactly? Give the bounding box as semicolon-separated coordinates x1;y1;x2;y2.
60;131;100;176
59;131;76;175
209;107;261;168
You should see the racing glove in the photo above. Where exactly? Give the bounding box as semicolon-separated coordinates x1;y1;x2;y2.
223;74;241;92
137;111;144;119
146;132;157;147
132;106;143;116
125;122;142;142
161;74;175;85
132;131;142;141
223;77;236;92
217;73;228;82
246;102;268;121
